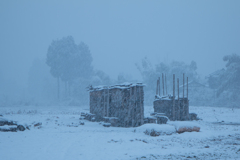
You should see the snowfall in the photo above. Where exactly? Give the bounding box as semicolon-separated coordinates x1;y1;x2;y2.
0;105;240;160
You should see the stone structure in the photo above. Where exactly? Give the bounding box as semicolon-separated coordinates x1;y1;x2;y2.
154;97;189;121
153;74;189;121
88;83;144;127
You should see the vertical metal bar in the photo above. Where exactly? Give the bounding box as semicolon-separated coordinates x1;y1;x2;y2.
187;77;189;120
183;73;185;99
156;79;158;96
103;89;106;117
158;77;160;96
139;86;143;125
107;87;109;117
187;77;188;100
132;86;137;127
173;74;175;121
177;78;180;120
162;73;164;96
130;86;132;126
165;74;167;95
183;73;185;120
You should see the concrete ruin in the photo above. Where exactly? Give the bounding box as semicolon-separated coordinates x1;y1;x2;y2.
88;83;144;127
153;73;190;121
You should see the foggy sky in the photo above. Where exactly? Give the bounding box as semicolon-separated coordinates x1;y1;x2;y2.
1;0;240;88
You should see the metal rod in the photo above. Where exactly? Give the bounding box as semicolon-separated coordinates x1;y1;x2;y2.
104;89;106;117
183;73;185;120
187;77;189;120
173;74;175;121
183;73;185;99
187;77;188;100
134;86;137;126
177;78;180;120
156;79;158;95
139;86;143;125
107;87;109;117
165;74;167;95
162;73;164;96
158;77;160;96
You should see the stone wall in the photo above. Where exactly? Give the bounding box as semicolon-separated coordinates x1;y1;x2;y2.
89;83;144;127
153;97;189;121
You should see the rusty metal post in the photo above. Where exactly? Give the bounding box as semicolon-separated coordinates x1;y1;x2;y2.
139;86;143;125
177;78;180;120
187;77;189;120
158;77;160;96
134;86;137;126
187;77;188;100
165;74;167;95
103;89;106;117
162;73;164;96
183;73;185;119
183;73;185;99
173;74;175;121
107;87;109;117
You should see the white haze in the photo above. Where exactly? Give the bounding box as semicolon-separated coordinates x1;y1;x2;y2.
0;0;240;105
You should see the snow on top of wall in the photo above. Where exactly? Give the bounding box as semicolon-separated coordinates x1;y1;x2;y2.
88;82;144;92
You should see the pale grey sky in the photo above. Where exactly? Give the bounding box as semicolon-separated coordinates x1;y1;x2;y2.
0;0;240;87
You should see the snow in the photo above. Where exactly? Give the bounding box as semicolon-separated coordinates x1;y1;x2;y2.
0;125;17;130
0;105;240;159
89;82;144;91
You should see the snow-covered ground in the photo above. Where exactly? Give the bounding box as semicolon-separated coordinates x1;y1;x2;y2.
0;105;240;160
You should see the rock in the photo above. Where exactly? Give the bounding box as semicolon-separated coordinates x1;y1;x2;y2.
144;117;156;124
85;113;96;121
80;121;85;125
189;113;200;121
149;129;160;137
0;118;28;132
104;117;119;127
17;125;25;131
0;118;17;126
103;123;111;127
81;112;86;117
79;117;85;120
156;116;168;124
91;117;95;122
34;122;42;127
0;125;18;132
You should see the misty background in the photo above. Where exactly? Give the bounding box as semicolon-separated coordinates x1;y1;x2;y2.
0;1;240;107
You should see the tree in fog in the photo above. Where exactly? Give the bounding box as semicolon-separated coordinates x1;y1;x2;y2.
136;57;199;104
46;36;93;99
217;54;240;97
136;57;199;91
